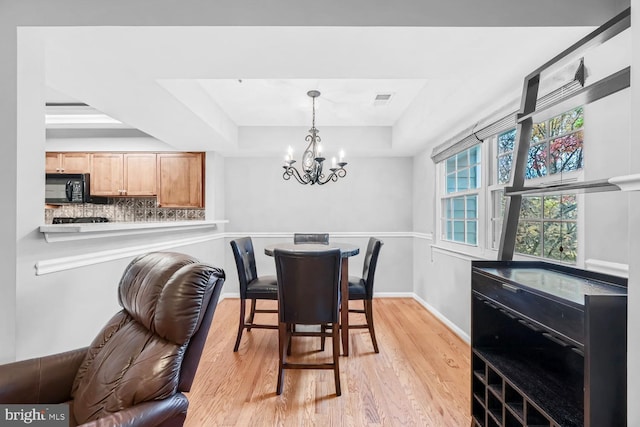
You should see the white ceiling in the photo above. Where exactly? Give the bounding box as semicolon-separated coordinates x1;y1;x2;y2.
42;25;596;156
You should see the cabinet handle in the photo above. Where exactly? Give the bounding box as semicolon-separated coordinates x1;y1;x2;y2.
501;283;520;293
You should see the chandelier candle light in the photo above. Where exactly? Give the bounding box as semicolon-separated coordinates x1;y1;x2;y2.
282;90;347;185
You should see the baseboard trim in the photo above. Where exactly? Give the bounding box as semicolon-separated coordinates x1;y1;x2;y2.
412;293;470;344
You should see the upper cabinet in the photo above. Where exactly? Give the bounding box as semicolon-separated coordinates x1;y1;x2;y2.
90;153;157;196
46;152;90;174
45;151;204;208
157;153;204;208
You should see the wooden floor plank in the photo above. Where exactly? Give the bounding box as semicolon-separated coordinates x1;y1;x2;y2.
185;298;471;426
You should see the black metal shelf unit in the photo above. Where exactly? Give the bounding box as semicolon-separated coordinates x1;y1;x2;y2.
471;261;627;427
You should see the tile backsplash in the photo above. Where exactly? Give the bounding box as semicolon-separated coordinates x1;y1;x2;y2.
45;197;205;224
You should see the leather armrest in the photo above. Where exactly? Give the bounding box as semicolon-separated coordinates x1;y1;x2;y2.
0;347;88;404
78;393;189;427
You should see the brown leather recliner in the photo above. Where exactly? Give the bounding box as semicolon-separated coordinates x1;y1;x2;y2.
0;251;225;426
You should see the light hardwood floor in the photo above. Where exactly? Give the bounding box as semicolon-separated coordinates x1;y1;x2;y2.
185;298;471;426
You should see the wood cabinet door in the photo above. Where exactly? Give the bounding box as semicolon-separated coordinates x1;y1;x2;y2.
46;152;91;173
124;153;156;196
45;153;61;173
157;153;204;208
91;153;124;196
60;153;90;173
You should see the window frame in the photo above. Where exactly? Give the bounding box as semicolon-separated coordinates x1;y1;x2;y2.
486;106;585;264
437;144;485;251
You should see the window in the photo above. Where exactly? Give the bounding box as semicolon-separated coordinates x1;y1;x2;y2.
496;107;584;184
491;106;583;263
442;145;481;245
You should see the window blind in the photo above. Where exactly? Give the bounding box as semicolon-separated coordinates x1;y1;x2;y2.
431;64;585;164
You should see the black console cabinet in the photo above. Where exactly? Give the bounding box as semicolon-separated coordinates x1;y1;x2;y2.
471;261;627;427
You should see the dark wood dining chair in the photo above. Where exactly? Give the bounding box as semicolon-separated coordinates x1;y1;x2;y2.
230;237;278;352
348;237;383;353
293;233;330;244
274;247;342;396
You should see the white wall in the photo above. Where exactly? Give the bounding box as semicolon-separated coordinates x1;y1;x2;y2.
9;30;228;361
411;67;633;343
224;157;413;232
222;156;415;297
582;90;631;267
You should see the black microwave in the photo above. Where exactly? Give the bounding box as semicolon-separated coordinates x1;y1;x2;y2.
45;173;91;204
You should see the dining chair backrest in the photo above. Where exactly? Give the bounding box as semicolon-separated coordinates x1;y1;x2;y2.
362;237;383;298
230;237;258;296
274;248;341;325
293;233;330;244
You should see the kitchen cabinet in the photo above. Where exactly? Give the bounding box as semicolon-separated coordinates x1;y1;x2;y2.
157;153;204;208
46;152;90;174
90;153;156;196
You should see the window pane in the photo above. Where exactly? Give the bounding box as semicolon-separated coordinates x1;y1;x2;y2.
446;173;456;193
550;107;584;137
466;195;477;219
453;197;465;218
469;165;479;188
457;151;468;168
467;221;477;245
498;129;516;154
531;122;546;143
457;169;469;191
526;143;547;179
516;221;542;256
446;157;456;174
549;131;584;174
493;189;505;218
542;195;578;220
453;221;465;242
520;196;542;219
543;196;561;219
498;154;512;184
543;221;577;262
469;145;481;165
446;220;452;240
561;195;578;220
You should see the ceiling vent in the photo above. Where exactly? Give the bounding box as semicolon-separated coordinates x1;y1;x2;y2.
373;93;393;106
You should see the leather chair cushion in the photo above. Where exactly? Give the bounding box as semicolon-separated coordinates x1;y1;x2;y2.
348;276;367;300
71;252;215;424
118;252;214;345
246;275;278;300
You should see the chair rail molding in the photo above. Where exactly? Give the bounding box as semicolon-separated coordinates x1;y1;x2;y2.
224;231;429;239
35;233;224;275
40;220;227;243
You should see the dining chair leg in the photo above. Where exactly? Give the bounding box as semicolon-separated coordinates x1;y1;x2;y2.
321;324;326;351
233;298;247;352
365;300;379;353
247;299;257;331
286;323;293;356
332;323;341;396
277;322;287;395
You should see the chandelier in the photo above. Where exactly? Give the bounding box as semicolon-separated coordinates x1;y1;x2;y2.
282;90;347;185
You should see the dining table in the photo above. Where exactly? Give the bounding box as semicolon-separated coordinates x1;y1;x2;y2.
264;242;360;356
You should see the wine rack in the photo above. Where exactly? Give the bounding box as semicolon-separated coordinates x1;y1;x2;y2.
471;261;627;427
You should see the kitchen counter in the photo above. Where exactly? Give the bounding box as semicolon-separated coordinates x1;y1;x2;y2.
39;219;228;243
